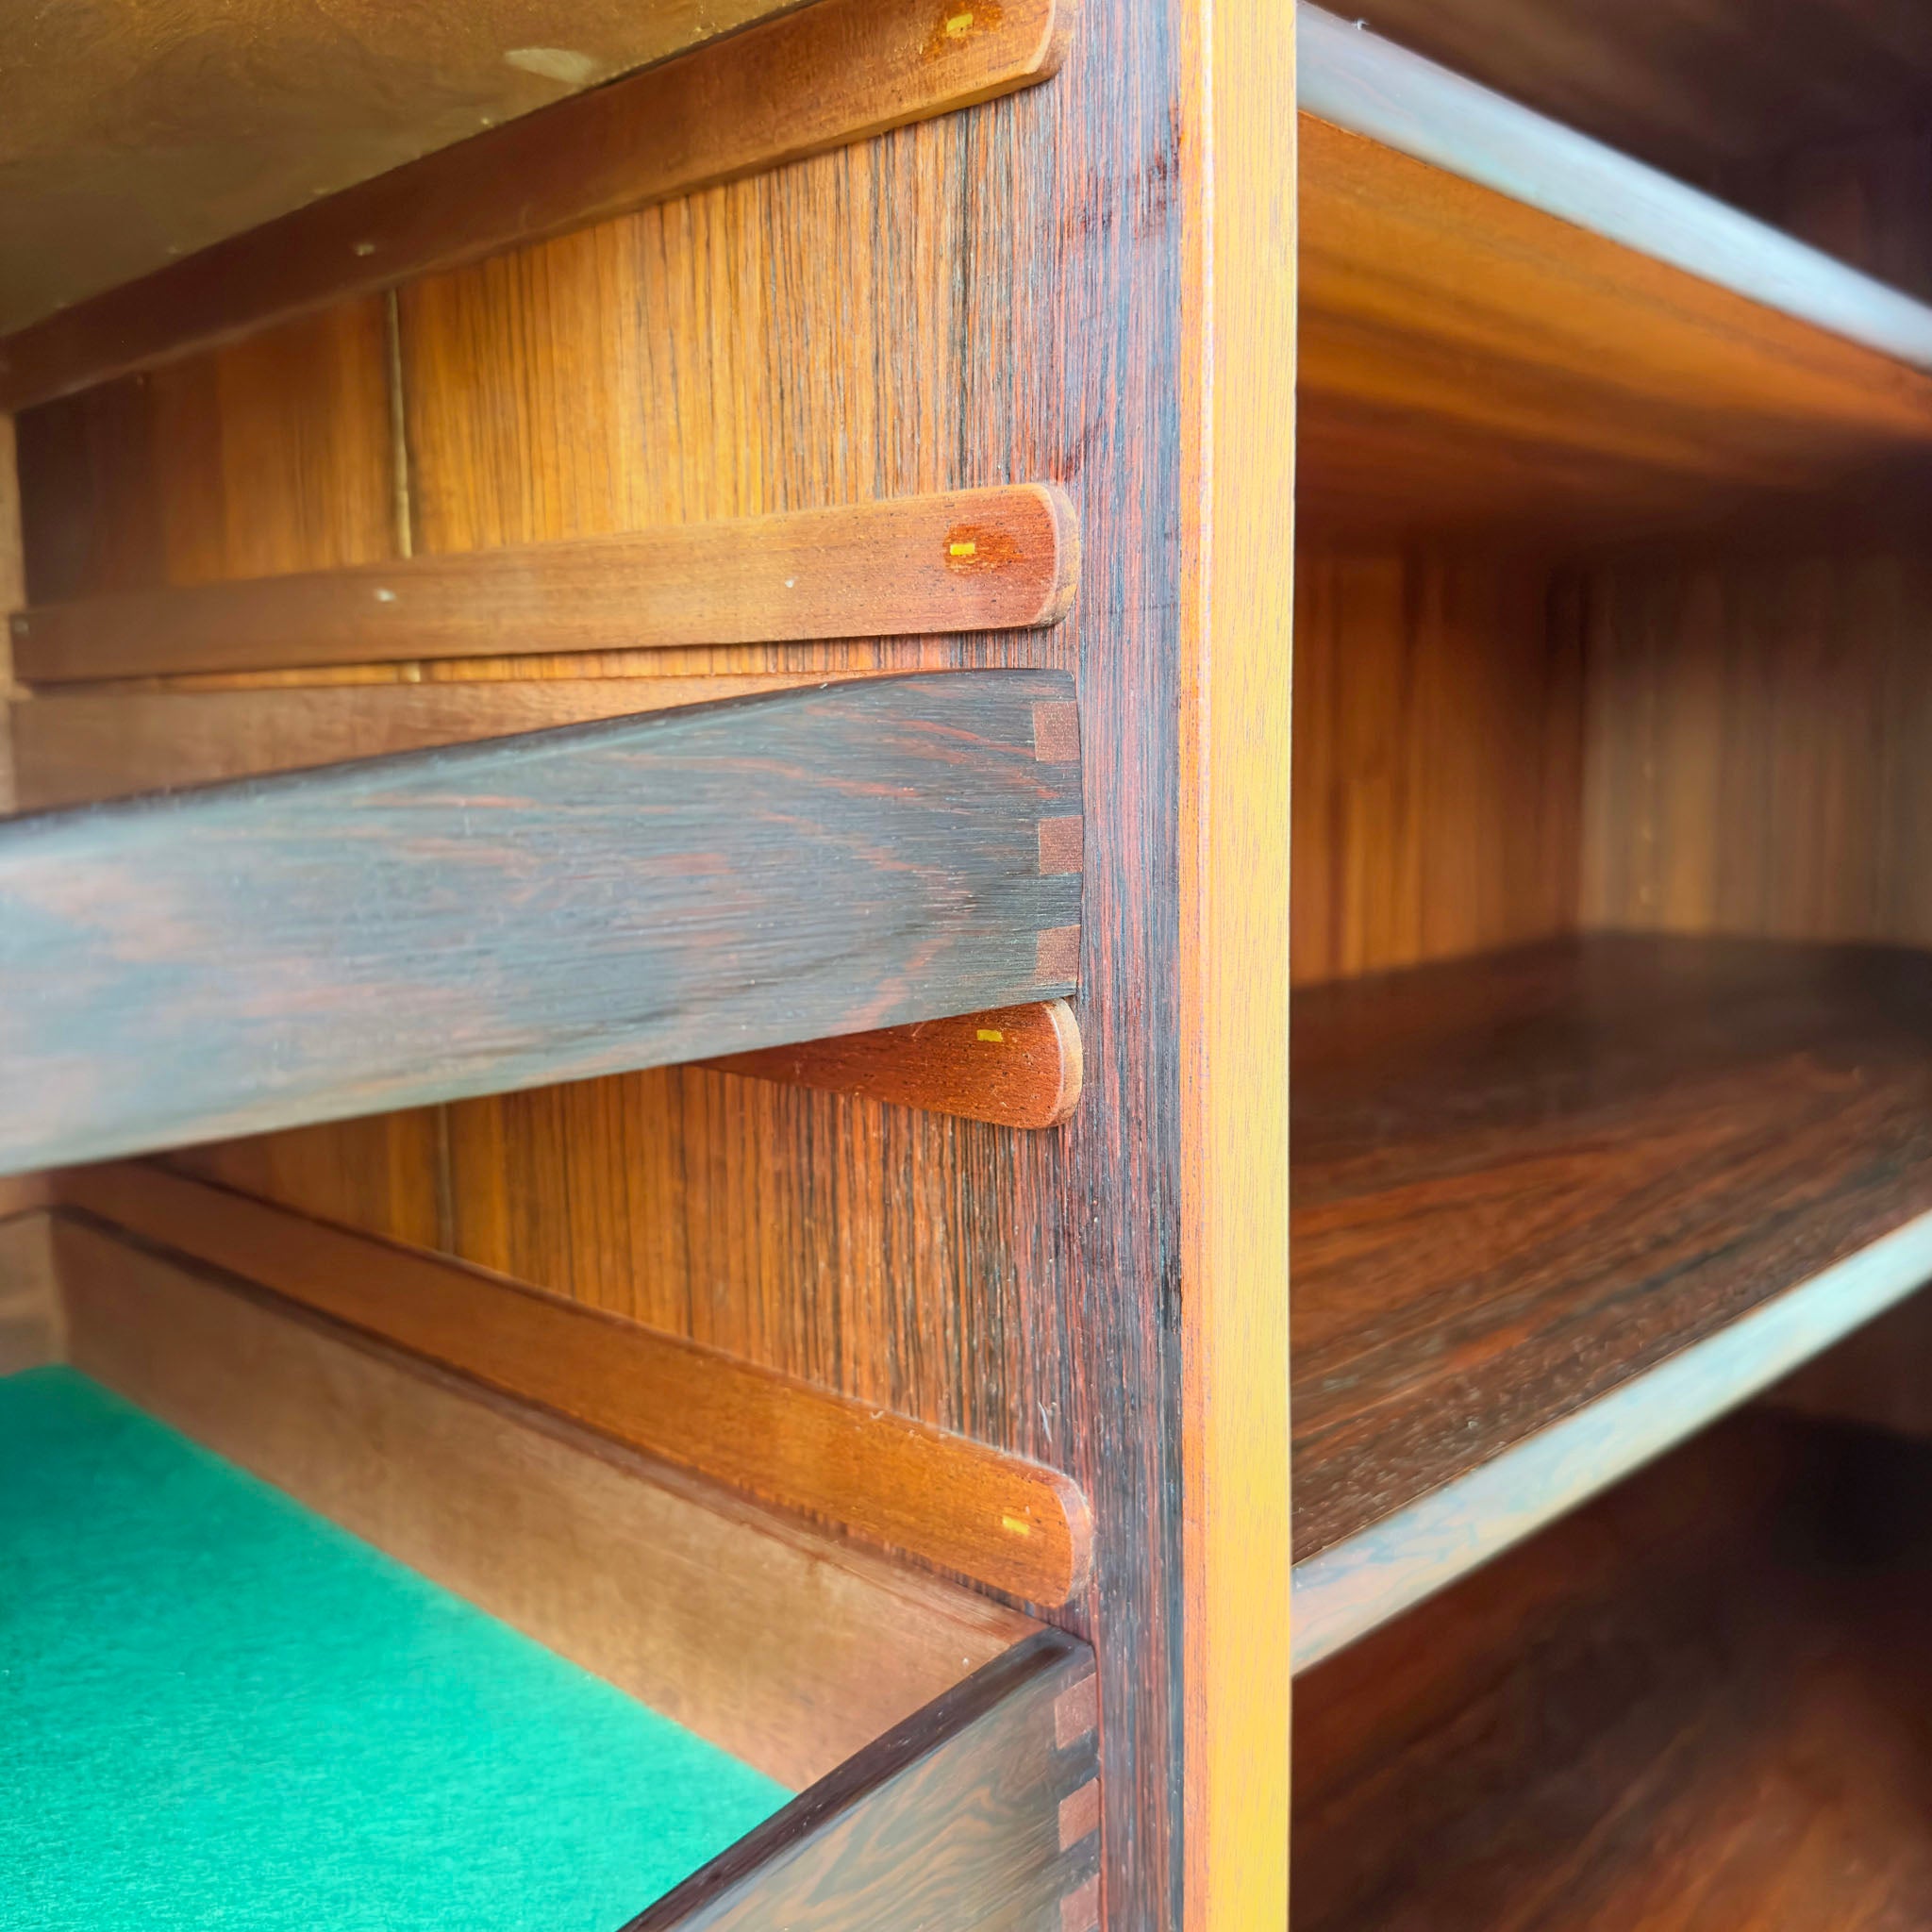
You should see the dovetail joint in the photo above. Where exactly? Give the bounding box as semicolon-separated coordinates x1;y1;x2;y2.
1054;1670;1098;1751
1059;1872;1102;1932
1058;1778;1101;1852
1036;925;1080;987
1032;700;1080;764
1039;816;1084;875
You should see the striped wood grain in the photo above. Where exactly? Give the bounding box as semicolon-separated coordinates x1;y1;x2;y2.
1292;543;1582;986
1298;81;1932;533
0;672;1081;1174
1292;935;1932;1665
1298;3;1932;370
1175;0;1297;1922
1292;1209;1932;1670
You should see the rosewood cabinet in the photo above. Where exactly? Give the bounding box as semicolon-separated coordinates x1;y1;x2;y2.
9;0;1932;1926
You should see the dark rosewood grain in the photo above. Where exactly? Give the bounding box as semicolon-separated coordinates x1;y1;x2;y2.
631;1629;1100;1931
1293;934;1932;1564
0;672;1081;1174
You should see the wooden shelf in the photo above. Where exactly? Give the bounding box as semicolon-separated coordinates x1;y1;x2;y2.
1296;3;1932;535
1291;935;1932;1667
1295;1410;1932;1930
0;672;1082;1174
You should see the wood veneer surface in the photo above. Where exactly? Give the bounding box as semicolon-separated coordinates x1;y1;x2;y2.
0;673;1081;1175
15;303;398;605
1578;548;1932;952
1298;5;1932;375
1292;933;1932;1564
9;246;424;1241
1295;1413;1932;1930
1297;113;1932;536
1292;544;1581;987
12;0;1283;1917
1174;0;1297;1913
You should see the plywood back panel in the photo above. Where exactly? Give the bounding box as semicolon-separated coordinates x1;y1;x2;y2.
14;301;399;604
1292;543;1583;986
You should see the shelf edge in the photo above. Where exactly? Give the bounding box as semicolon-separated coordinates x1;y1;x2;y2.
1291;1204;1932;1673
1297;1;1932;375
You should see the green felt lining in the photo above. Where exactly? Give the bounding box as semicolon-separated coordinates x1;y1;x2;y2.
0;1367;789;1931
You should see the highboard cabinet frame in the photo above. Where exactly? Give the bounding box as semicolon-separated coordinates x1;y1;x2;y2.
21;0;1932;1924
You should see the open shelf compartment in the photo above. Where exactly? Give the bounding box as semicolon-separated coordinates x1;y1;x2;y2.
1296;2;1932;536
1291;934;1932;1667
1296;1407;1932;1929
